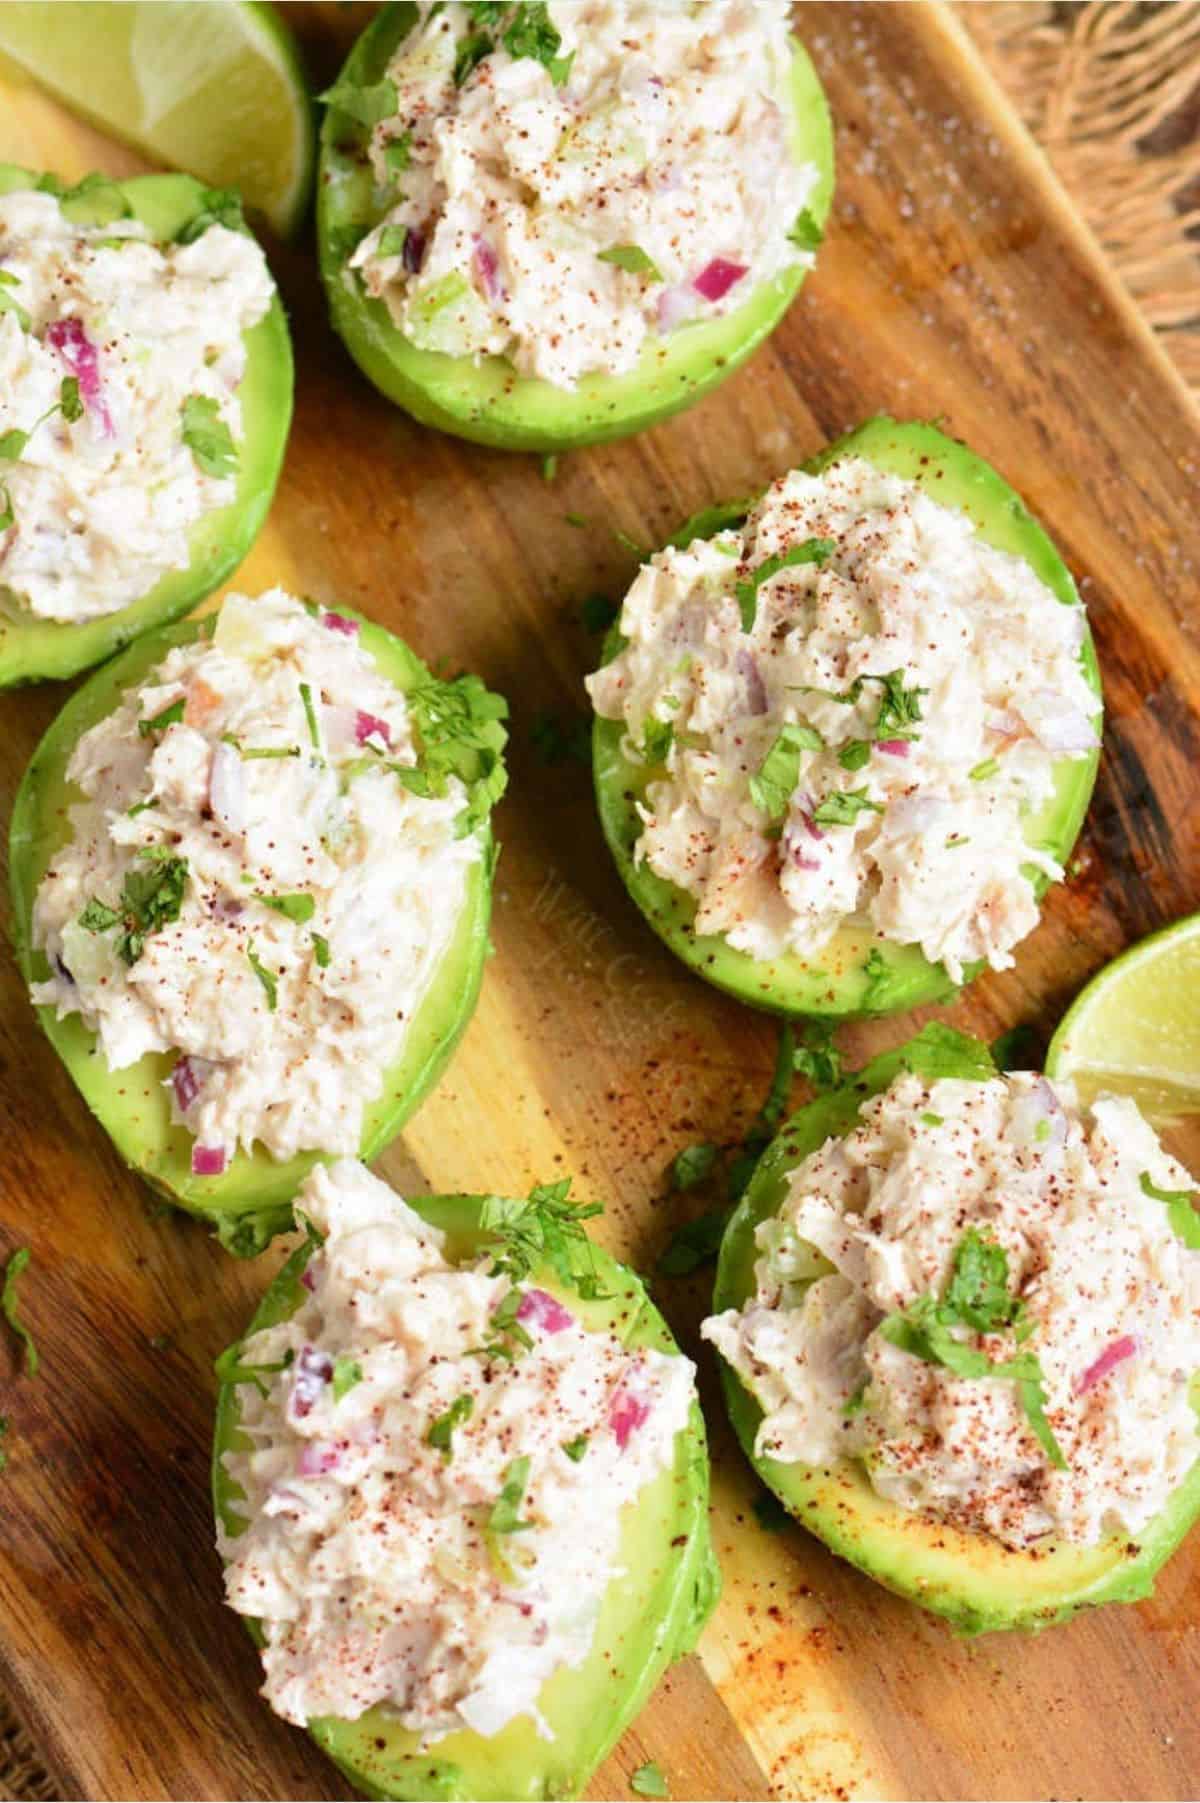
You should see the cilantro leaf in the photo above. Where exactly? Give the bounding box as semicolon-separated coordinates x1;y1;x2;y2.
79;897;121;934
454;29;494;85
842;1379;869;1417
0;428;28;461
427;1392;474;1457
311;932;332;969
0;482;13;532
838;739;871;772
562;1434;589;1462
1;1248;38;1377
598;243;663;281
81;848;189;965
256;892;316;925
639;717;673;764
58;376;83;423
180;394;237;479
899;1022;997;1083
630;1763;670;1799
299;680;322;752
320;76;399;127
657;1206;729;1277
873;670;928;737
1140;1172;1200;1249
670;1142;718;1191
489;1454;533;1533
811;788;883;827
247;942;278;1011
942;1227;1027;1335
502;2;571;81
383;130;413;177
478;1178;605;1299
408;671;508;837
749;722;824;824
969;756;999;782
735;537;835;633
787;208;823;252
138;697;185;738
213;1343;293;1397
175;185;244;244
0;270;30;332
332;1357;363;1402
792;1020;842;1090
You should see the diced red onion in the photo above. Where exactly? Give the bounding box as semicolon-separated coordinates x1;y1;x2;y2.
300;1256;325;1294
208;740;246;835
736;649;768;716
608;1385;651;1450
172;1055;206;1114
472;234;502;303
693;258;747;302
296;1440;342;1477
1014;689;1098;759
789;845;821;871
402;227;426;274
289;1345;334;1422
323;611;359;637
656;283;698;333
46;316;113;435
354;709;392;747
515;1288;574;1335
1076;1335;1138;1396
191;1144;226;1177
796;796;825;842
877;739;910;757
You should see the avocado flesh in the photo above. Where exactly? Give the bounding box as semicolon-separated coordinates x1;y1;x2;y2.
8;609;496;1254
592;417;1103;1019
0;165;293;687
316;4;834;452
213;1195;720;1801
711;1031;1200;1633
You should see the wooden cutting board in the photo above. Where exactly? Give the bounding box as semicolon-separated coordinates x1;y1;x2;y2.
1;4;1199;1798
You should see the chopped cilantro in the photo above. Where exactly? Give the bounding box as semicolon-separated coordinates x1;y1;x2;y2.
969;756;1000;782
501;2;572;81
408;671;508;836
0;429;27;460
748;722;824;824
213;1343;293;1397
670;1142;718;1191
0;483;12;532
0;270;30;332
80;847;189;964
581;593;618;633
598;243;663;281
174;185;244;244
735;537;835;633
656;1206;729;1277
489;1454;533;1534
454;29;494;85
311;932;332;969
792;1020;841;1090
630;1763;669;1799
0;374;88;460
811;788;883;827
478;1178;605;1300
58;376;83;423
221;733;300;760
942;1227;1029;1335
427;1393;474;1457
799;669;927;743
376;223;409;259
838;739;872;772
562;1434;589;1462
255;892;316;925
1;1248;37;1377
639;717;674;764
382;129;413;176
247;942;278;1012
921;1111;944;1127
319;75;399;127
1140;1172;1200;1249
899;1022;997;1083
332;1357;363;1402
180;394;237;479
531;709;590;767
299;681;322;752
842;1379;869;1417
861;945;891;1011
787;208;824;252
138;697;185;737
473;1286;535;1364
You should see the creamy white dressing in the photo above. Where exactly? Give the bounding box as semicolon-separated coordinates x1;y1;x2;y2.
348;0;816;388
0;188;274;623
31;591;482;1166
586;457;1098;983
219;1160;695;1739
703;1071;1200;1550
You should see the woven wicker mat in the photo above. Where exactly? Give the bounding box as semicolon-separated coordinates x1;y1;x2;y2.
2;2;1198;1799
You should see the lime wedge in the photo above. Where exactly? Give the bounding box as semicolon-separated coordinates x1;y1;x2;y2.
1046;912;1200;1121
0;1;313;236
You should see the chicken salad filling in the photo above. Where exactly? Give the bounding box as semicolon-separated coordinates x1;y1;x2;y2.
586;456;1098;983
703;1070;1200;1551
0;181;274;624
30;590;506;1168
340;0;818;389
219;1160;696;1739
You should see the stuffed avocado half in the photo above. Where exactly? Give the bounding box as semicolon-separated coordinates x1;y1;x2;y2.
9;595;506;1254
590;418;1102;1020
0;164;292;686
213;1164;719;1801
705;1023;1200;1633
317;2;834;451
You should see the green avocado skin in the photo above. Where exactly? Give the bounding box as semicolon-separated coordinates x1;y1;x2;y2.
591;416;1103;1020
316;5;834;451
0;164;293;687
711;1025;1200;1634
213;1195;720;1801
8;606;497;1254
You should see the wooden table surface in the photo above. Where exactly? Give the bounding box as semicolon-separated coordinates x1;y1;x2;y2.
1;4;1198;1798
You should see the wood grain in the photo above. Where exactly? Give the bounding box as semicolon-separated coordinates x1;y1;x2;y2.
1;4;1198;1799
